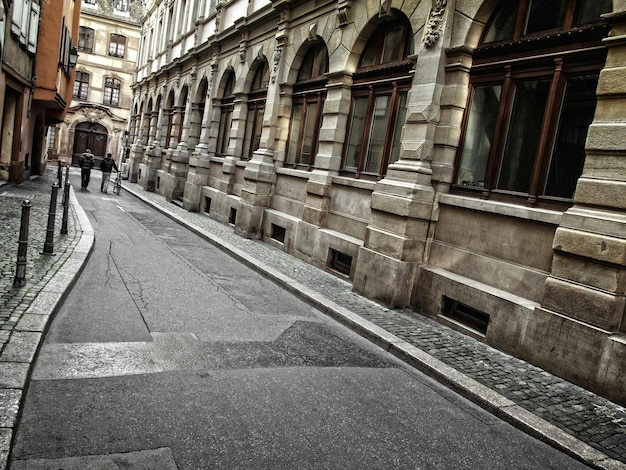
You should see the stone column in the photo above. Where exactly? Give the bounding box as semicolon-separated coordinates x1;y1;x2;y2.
526;7;626;404
352;0;452;308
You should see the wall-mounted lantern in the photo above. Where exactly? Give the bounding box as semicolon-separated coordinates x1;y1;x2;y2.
69;46;79;68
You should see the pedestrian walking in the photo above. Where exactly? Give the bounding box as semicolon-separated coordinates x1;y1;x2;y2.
99;152;119;193
79;149;95;190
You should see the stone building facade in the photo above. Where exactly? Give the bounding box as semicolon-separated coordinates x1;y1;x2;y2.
51;0;142;169
129;0;626;405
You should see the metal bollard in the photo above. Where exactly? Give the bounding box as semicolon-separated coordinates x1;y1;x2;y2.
61;175;70;235
13;200;31;288
57;161;63;187
62;165;70;206
42;183;59;255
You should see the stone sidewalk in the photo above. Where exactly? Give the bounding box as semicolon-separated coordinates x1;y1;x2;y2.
0;168;94;470
0;166;625;469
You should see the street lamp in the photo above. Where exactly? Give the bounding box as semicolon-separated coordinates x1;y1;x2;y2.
69;46;79;68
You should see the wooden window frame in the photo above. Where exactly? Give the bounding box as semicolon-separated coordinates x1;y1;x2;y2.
103;77;121;106
73;71;90;100
453;0;609;209
78;26;94;53
285;43;328;169
109;34;126;58
341;14;413;179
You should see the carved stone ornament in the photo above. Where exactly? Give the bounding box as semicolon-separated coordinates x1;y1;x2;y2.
422;0;447;49
81;107;106;122
379;0;391;17
308;22;318;41
337;0;351;27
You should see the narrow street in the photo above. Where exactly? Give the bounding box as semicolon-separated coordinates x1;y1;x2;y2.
9;171;590;469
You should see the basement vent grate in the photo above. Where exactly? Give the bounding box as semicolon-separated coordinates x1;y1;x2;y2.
271;224;286;243
229;207;237;225
204;197;212;214
442;297;490;336
329;249;352;277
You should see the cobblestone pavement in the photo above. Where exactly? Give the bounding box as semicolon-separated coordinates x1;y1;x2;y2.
1;167;625;469
0;167;88;470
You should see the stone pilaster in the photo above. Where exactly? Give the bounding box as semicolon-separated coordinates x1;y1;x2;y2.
235;148;276;238
293;72;350;261
352;1;452;308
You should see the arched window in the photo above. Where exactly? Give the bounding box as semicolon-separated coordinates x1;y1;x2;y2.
103;77;121;106
286;42;328;169
217;72;235;157
342;12;413;179
454;0;611;205
243;62;269;160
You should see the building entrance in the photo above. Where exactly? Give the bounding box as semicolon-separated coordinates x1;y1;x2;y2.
72;122;108;166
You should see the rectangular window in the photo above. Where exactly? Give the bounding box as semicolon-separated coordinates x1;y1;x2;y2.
498;79;551;193
217;107;233;156
286;103;303;164
243;104;264;160
300;100;321;166
544;74;598;198
79;27;94;52
109;34;126;58
344;97;368;171
103;78;121;106
12;0;39;53
114;0;129;12
73;72;90;100
457;85;502;188
364;95;390;174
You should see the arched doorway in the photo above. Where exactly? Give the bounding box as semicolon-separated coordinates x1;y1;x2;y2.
72;122;108;166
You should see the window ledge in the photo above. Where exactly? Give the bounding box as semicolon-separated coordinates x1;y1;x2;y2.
332;175;377;191
276;167;312;179
438;193;563;225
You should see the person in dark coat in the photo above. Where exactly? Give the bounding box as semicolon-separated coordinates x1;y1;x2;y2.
99;152;119;193
79;149;95;190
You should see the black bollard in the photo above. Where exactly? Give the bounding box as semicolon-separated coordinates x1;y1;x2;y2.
57;161;63;187
61;175;70;235
13;200;31;288
62;165;70;206
42;183;59;255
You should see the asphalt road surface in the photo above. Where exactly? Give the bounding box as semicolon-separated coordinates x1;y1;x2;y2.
9;171;591;469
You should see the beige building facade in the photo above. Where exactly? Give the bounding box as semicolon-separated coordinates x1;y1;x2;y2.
51;0;141;168
129;0;626;405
